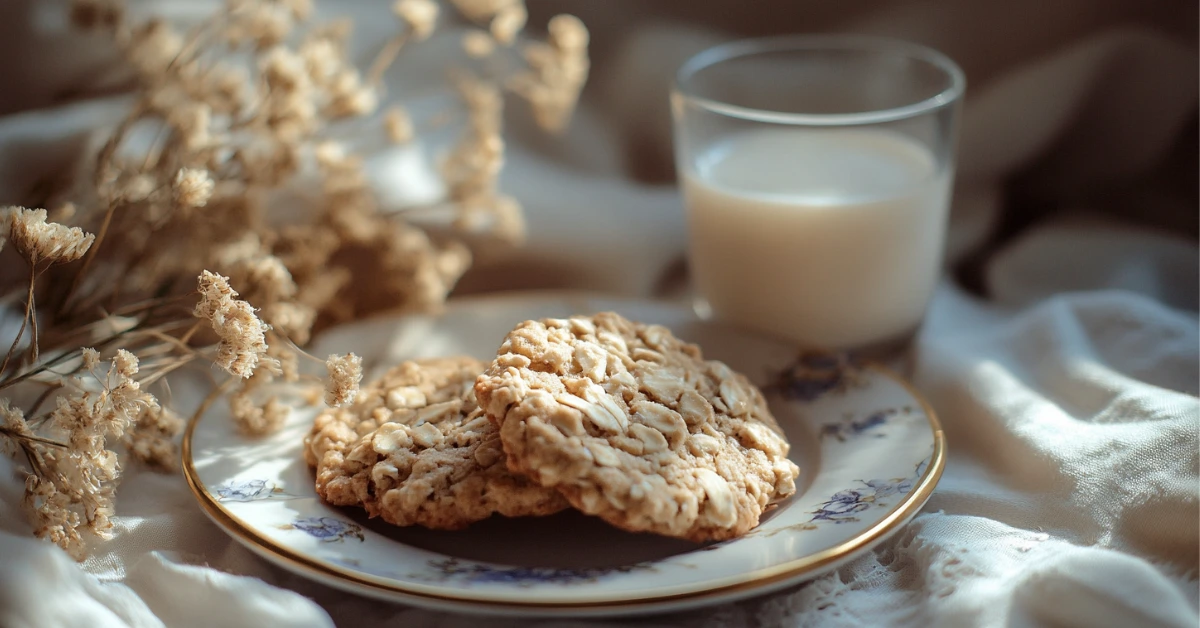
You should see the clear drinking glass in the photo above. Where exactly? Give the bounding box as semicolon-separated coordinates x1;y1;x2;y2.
671;35;964;357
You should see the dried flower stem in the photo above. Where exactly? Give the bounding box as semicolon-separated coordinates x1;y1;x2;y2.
59;203;118;318
0;428;67;449
137;355;196;388
0;322;143;391
366;31;410;87
25;381;65;418
28;267;40;363
0;269;37;375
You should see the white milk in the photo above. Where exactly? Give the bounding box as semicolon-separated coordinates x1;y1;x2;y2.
682;127;951;350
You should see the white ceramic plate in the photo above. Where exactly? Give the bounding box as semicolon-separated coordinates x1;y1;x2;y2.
184;292;944;617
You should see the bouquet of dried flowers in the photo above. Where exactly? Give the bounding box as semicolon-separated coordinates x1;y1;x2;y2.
0;0;588;560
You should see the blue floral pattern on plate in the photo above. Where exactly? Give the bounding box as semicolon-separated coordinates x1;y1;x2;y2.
213;479;296;502
819;406;916;442
283;516;365;543
808;457;929;525
412;558;657;587
754;457;931;537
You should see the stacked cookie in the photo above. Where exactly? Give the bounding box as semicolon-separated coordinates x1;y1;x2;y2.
304;312;800;541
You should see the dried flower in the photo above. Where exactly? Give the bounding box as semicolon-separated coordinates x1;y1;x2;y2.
81;348;101;372
24;476;85;560
462;30;496;57
393;0;438;40
261;302;315;345
13;345;160;558
281;0;314;22
0;400;30;440
549;13;589;53
123;405;183;471
194;271;270;379
173;168;214;209
111;349;139;379
118;173;156;203
0;0;590;561
50;202;78;223
125;19;184;76
489;4;526;45
300;37;341;85
230;390;288;436
508;14;589;131
224;0;295;49
7;207;95;266
450;0;521;23
384;106;414;144
167;103;212;151
260;47;311;94
326;69;377;118
324;353;362;407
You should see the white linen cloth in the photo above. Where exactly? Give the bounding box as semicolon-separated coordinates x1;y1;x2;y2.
0;1;1196;626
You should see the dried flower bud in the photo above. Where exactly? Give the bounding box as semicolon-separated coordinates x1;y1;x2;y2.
489;4;525;44
124;404;184;471
194;271;270;379
119;174;156;203
7;206;95;265
195;269;238;319
50;202;77;222
173;168;214;209
326;70;377;118
230;392;288;436
126;19;183;76
384;106;414;144
548;14;588;52
312;17;353;44
509;14;589;132
200;64;251;114
81;348;101;371
450;0;520;22
324;353;362;407
265;94;318;141
394;0;438;40
281;0;313;20
461;30;495;57
491;194;525;243
112;350;139;378
224;1;293;49
168;103;212;151
300;38;341;85
312;140;350;169
1;400;29;436
261;302;315;346
260;47;310;94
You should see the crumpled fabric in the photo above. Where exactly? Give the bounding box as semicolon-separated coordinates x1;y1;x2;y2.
0;0;1195;626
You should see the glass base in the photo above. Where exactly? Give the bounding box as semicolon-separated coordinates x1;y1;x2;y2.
692;296;920;375
845;326;919;376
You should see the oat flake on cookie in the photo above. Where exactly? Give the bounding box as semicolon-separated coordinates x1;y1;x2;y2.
475;312;800;542
306;357;567;530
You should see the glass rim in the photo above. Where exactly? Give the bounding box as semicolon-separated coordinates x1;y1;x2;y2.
673;34;966;126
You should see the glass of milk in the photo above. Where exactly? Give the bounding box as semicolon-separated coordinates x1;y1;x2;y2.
671;35;964;356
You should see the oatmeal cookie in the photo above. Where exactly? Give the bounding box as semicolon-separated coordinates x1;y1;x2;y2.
475;312;800;542
304;357;482;468
306;357;568;529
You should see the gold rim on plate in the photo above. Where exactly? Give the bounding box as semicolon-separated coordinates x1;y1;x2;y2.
182;362;945;613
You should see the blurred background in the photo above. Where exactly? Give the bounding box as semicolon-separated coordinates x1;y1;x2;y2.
0;0;1195;308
